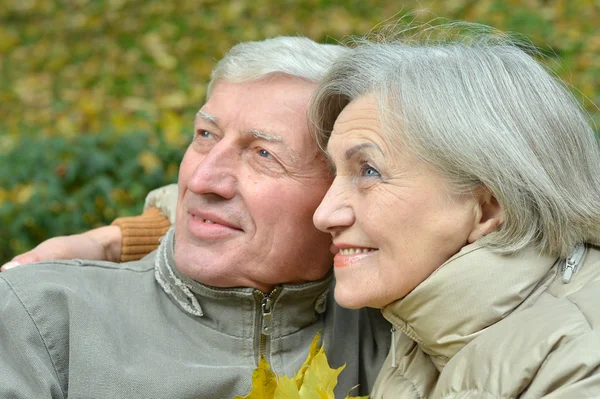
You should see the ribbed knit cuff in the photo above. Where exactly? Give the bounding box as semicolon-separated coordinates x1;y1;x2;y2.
111;207;172;262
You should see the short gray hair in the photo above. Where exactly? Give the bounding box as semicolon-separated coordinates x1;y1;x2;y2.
309;23;600;257
206;36;348;97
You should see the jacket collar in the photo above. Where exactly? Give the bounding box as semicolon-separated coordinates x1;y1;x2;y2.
381;242;558;369
154;228;332;337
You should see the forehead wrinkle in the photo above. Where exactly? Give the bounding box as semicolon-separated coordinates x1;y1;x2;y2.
248;128;299;163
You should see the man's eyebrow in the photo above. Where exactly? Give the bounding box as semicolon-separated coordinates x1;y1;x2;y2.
345;142;383;160
248;129;298;163
249;129;284;142
195;110;218;125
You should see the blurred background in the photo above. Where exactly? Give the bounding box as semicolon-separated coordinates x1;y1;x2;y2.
1;0;599;263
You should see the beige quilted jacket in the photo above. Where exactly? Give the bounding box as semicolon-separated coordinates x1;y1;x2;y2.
373;242;600;398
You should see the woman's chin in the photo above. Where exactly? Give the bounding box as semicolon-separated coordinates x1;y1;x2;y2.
334;286;379;309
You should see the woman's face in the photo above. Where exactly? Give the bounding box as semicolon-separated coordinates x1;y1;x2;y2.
313;95;480;309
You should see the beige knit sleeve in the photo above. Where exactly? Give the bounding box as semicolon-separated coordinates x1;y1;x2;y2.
111;207;172;262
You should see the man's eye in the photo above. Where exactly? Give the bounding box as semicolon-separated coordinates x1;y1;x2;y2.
196;129;215;139
258;149;272;158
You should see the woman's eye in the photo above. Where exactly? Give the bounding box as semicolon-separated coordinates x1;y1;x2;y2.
361;164;381;177
258;149;272;158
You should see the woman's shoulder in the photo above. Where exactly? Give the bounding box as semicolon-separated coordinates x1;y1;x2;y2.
435;278;600;397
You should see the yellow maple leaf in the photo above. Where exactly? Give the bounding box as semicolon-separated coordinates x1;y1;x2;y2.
294;331;322;390
298;348;345;399
237;332;367;399
273;375;300;399
235;357;277;399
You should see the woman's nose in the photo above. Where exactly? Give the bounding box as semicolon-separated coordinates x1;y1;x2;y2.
313;178;355;234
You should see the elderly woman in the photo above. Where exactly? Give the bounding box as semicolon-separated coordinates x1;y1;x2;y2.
309;27;600;397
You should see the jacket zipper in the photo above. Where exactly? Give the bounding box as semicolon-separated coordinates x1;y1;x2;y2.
562;244;586;284
258;289;277;359
390;327;397;368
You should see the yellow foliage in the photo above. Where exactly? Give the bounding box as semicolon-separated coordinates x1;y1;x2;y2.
143;31;177;70
94;195;106;209
56;115;77;137
159;91;188;110
13;184;35;204
236;333;368;399
0;188;7;205
295;331;322;389
1;0;597;140
298;348;344;399
110;187;131;203
137;150;162;173
235;357;277;399
0;26;19;52
160;110;185;147
274;376;300;399
166;163;180;179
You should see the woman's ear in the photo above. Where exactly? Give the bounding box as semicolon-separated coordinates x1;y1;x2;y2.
468;187;503;243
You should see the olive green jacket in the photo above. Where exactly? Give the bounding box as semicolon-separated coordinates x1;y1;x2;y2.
0;228;390;398
372;243;600;398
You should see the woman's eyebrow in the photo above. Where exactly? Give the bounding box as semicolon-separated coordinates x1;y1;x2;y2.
345;142;383;160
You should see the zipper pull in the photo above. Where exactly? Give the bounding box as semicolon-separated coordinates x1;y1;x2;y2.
390;328;397;368
261;296;274;336
562;244;586;284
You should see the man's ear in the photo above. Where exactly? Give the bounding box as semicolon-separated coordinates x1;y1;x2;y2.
468;187;503;244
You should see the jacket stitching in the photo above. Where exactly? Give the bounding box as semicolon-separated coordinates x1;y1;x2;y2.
440;389;504;399
0;276;66;399
241;296;246;359
31;259;154;273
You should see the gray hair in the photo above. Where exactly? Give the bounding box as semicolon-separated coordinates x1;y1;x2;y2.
206;36;348;97
309;23;600;257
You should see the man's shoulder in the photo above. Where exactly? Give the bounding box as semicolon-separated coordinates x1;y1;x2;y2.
0;254;156;299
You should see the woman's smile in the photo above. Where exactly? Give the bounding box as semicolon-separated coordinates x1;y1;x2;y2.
333;246;378;267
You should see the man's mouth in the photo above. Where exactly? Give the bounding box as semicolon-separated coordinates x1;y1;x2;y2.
186;210;243;240
193;216;217;224
188;209;243;231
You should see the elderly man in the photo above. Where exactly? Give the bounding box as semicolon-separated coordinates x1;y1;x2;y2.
0;37;390;398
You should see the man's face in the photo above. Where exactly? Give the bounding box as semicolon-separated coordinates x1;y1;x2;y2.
174;76;334;292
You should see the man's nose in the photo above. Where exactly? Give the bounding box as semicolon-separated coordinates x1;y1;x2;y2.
188;139;239;200
313;178;355;234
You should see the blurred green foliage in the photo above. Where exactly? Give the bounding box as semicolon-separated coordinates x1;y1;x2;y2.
0;131;183;261
1;0;599;262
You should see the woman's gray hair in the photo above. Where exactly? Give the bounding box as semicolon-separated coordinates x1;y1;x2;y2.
309;22;600;257
206;36;348;97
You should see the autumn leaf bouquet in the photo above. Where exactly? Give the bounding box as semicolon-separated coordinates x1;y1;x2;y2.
235;332;367;399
